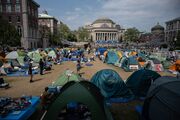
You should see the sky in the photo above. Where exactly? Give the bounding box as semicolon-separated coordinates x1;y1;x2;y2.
36;0;180;32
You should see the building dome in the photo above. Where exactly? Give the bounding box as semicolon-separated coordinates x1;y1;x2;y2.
151;22;164;31
93;17;115;24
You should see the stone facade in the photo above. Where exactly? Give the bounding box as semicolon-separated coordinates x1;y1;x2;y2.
38;11;58;48
165;17;180;46
85;18;124;43
0;0;40;49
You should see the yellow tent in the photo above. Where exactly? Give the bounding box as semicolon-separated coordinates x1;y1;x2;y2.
117;51;123;59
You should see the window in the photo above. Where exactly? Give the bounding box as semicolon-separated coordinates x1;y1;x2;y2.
17;16;20;22
16;0;20;3
31;42;33;48
0;5;2;12
7;0;11;3
6;4;11;12
8;16;12;22
17;26;21;35
15;4;20;12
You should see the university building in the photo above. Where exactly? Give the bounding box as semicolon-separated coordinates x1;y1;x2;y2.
38;10;58;48
0;0;40;49
85;18;125;44
165;17;180;46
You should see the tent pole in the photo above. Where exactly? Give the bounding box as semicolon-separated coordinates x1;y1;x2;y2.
40;110;47;120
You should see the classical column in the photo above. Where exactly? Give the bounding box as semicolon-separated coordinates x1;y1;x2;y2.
108;33;110;40
97;33;99;40
102;33;104;40
96;33;97;41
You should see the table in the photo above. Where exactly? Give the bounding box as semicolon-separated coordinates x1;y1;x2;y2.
0;96;40;120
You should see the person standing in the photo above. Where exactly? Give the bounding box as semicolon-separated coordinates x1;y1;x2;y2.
29;61;33;83
76;60;81;74
39;59;44;75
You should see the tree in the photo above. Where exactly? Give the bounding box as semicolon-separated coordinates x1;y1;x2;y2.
124;27;140;42
58;23;71;41
0;17;21;47
67;32;77;42
76;27;90;42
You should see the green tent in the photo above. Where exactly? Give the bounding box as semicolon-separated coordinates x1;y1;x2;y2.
27;51;42;63
43;81;113;120
48;50;57;58
125;69;161;97
53;72;82;86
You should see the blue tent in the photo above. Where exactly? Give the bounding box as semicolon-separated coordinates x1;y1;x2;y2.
120;56;140;72
125;69;161;97
91;69;134;99
105;51;119;64
98;48;107;55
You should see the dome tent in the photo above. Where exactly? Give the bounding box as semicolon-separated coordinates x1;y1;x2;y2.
120;56;140;72
142;76;180;120
43;81;113;120
125;69;161;97
52;71;82;87
91;69;133;99
105;51;119;64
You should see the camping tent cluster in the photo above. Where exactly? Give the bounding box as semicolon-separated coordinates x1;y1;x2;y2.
42;68;180;120
0;48;88;77
96;48;179;73
90;69;161;101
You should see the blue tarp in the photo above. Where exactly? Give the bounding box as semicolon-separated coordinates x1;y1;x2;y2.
91;69;134;99
0;96;40;120
6;69;39;77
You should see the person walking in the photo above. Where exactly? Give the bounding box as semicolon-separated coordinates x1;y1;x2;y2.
29;61;33;83
39;59;44;75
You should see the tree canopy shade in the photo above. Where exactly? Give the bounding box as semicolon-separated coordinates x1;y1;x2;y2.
0;17;21;47
124;27;140;42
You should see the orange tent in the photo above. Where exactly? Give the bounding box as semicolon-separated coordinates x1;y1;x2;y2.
169;60;180;71
104;51;108;57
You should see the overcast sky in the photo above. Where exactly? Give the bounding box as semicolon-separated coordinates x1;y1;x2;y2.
36;0;180;32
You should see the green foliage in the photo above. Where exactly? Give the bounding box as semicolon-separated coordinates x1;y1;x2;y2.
76;27;90;42
124;27;140;42
67;33;77;42
0;17;21;47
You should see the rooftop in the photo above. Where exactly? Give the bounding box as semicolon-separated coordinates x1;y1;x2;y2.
166;17;180;23
93;17;115;24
